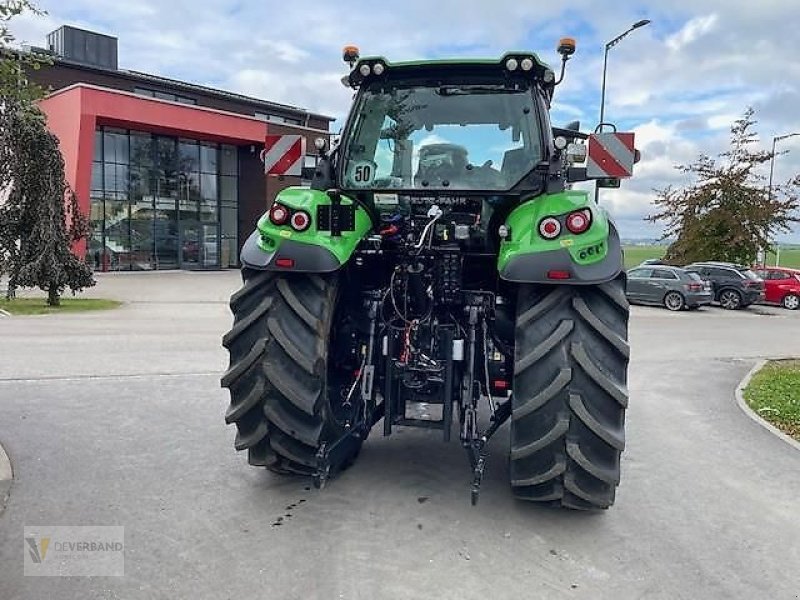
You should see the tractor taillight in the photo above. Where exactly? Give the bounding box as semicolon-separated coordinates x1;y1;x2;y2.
565;209;592;234
290;210;311;232
538;217;561;239
269;204;290;226
547;270;572;280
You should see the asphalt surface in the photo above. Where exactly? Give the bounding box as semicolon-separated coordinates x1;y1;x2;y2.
1;271;799;599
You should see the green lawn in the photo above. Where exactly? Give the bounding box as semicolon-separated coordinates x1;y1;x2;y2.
0;298;121;316
622;245;666;268
743;360;800;441
622;245;800;269
765;247;800;269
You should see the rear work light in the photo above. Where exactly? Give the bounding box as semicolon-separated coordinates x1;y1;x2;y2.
538;217;561;239
565;209;592;234
269;203;290;226
290;210;311;232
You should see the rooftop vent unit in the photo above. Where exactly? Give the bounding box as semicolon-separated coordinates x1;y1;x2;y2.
46;25;118;70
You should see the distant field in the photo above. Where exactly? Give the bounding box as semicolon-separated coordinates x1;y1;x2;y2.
622;246;665;268
766;248;800;269
622;245;800;269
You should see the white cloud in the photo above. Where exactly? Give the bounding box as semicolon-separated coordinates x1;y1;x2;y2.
666;14;719;51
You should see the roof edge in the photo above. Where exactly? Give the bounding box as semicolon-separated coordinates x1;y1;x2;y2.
40;83;332;135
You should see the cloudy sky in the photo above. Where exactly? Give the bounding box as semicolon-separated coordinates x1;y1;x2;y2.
11;0;800;241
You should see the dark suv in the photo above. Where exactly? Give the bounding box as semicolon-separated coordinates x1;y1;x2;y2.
684;262;765;309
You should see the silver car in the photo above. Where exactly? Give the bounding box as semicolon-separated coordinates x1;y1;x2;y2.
627;265;713;311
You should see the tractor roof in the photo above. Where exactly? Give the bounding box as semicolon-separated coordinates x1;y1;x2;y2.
346;53;556;94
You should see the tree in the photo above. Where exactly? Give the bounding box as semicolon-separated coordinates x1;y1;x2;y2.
646;108;800;266
0;0;95;304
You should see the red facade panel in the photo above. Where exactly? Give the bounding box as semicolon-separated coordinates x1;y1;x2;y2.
39;84;269;258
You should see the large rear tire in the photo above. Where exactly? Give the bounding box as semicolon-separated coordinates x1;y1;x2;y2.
510;276;630;510
221;269;362;475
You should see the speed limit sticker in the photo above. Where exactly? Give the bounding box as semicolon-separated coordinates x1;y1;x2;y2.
347;160;376;187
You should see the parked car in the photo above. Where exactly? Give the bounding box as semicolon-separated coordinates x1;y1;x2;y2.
753;266;800;310
639;258;667;266
626;265;713;311
684;261;765;310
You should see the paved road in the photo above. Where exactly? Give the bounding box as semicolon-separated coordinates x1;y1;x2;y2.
1;272;799;599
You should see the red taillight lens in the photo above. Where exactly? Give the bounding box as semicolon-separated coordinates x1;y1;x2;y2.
290;210;311;232
275;258;295;268
565;209;592;234
538;217;561;239
547;270;571;280
269;204;290;226
686;283;703;292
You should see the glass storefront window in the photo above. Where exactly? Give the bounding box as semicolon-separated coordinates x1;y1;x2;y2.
220;145;237;176
91;127;237;270
220;175;236;206
103;129;129;165
91;161;103;193
179;140;200;173
93;131;103;162
199;172;218;222
103;163;129;200
88;195;105;270
130;133;153;167
200;143;218;173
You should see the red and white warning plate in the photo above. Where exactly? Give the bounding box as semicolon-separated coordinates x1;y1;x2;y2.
260;134;305;177
586;132;635;179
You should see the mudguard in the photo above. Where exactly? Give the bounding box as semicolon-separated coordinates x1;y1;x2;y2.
240;187;372;272
498;190;623;284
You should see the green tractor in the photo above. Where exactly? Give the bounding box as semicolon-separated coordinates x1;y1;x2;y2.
222;38;636;509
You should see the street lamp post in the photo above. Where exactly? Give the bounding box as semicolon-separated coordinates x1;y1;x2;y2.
595;19;651;203
765;132;799;266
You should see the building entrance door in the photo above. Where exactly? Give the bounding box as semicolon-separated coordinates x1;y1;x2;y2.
179;221;200;268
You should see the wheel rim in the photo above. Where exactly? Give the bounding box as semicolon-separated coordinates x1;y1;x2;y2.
784;295;800;310
720;291;740;309
665;292;683;311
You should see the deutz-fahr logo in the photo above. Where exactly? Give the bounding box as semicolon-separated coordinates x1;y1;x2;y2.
578;242;604;261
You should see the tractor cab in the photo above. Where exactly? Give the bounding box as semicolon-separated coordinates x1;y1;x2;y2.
321;51;564;201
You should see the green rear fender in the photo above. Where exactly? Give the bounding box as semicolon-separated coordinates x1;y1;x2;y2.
240;187;372;272
498;190;623;284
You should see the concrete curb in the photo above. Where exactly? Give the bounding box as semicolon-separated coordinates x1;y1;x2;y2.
735;359;800;453
0;439;12;516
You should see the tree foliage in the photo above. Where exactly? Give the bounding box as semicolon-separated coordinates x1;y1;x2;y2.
0;0;95;304
1;1;45;102
646;108;800;266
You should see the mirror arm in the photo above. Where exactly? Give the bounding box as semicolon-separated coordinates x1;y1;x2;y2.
554;55;569;86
